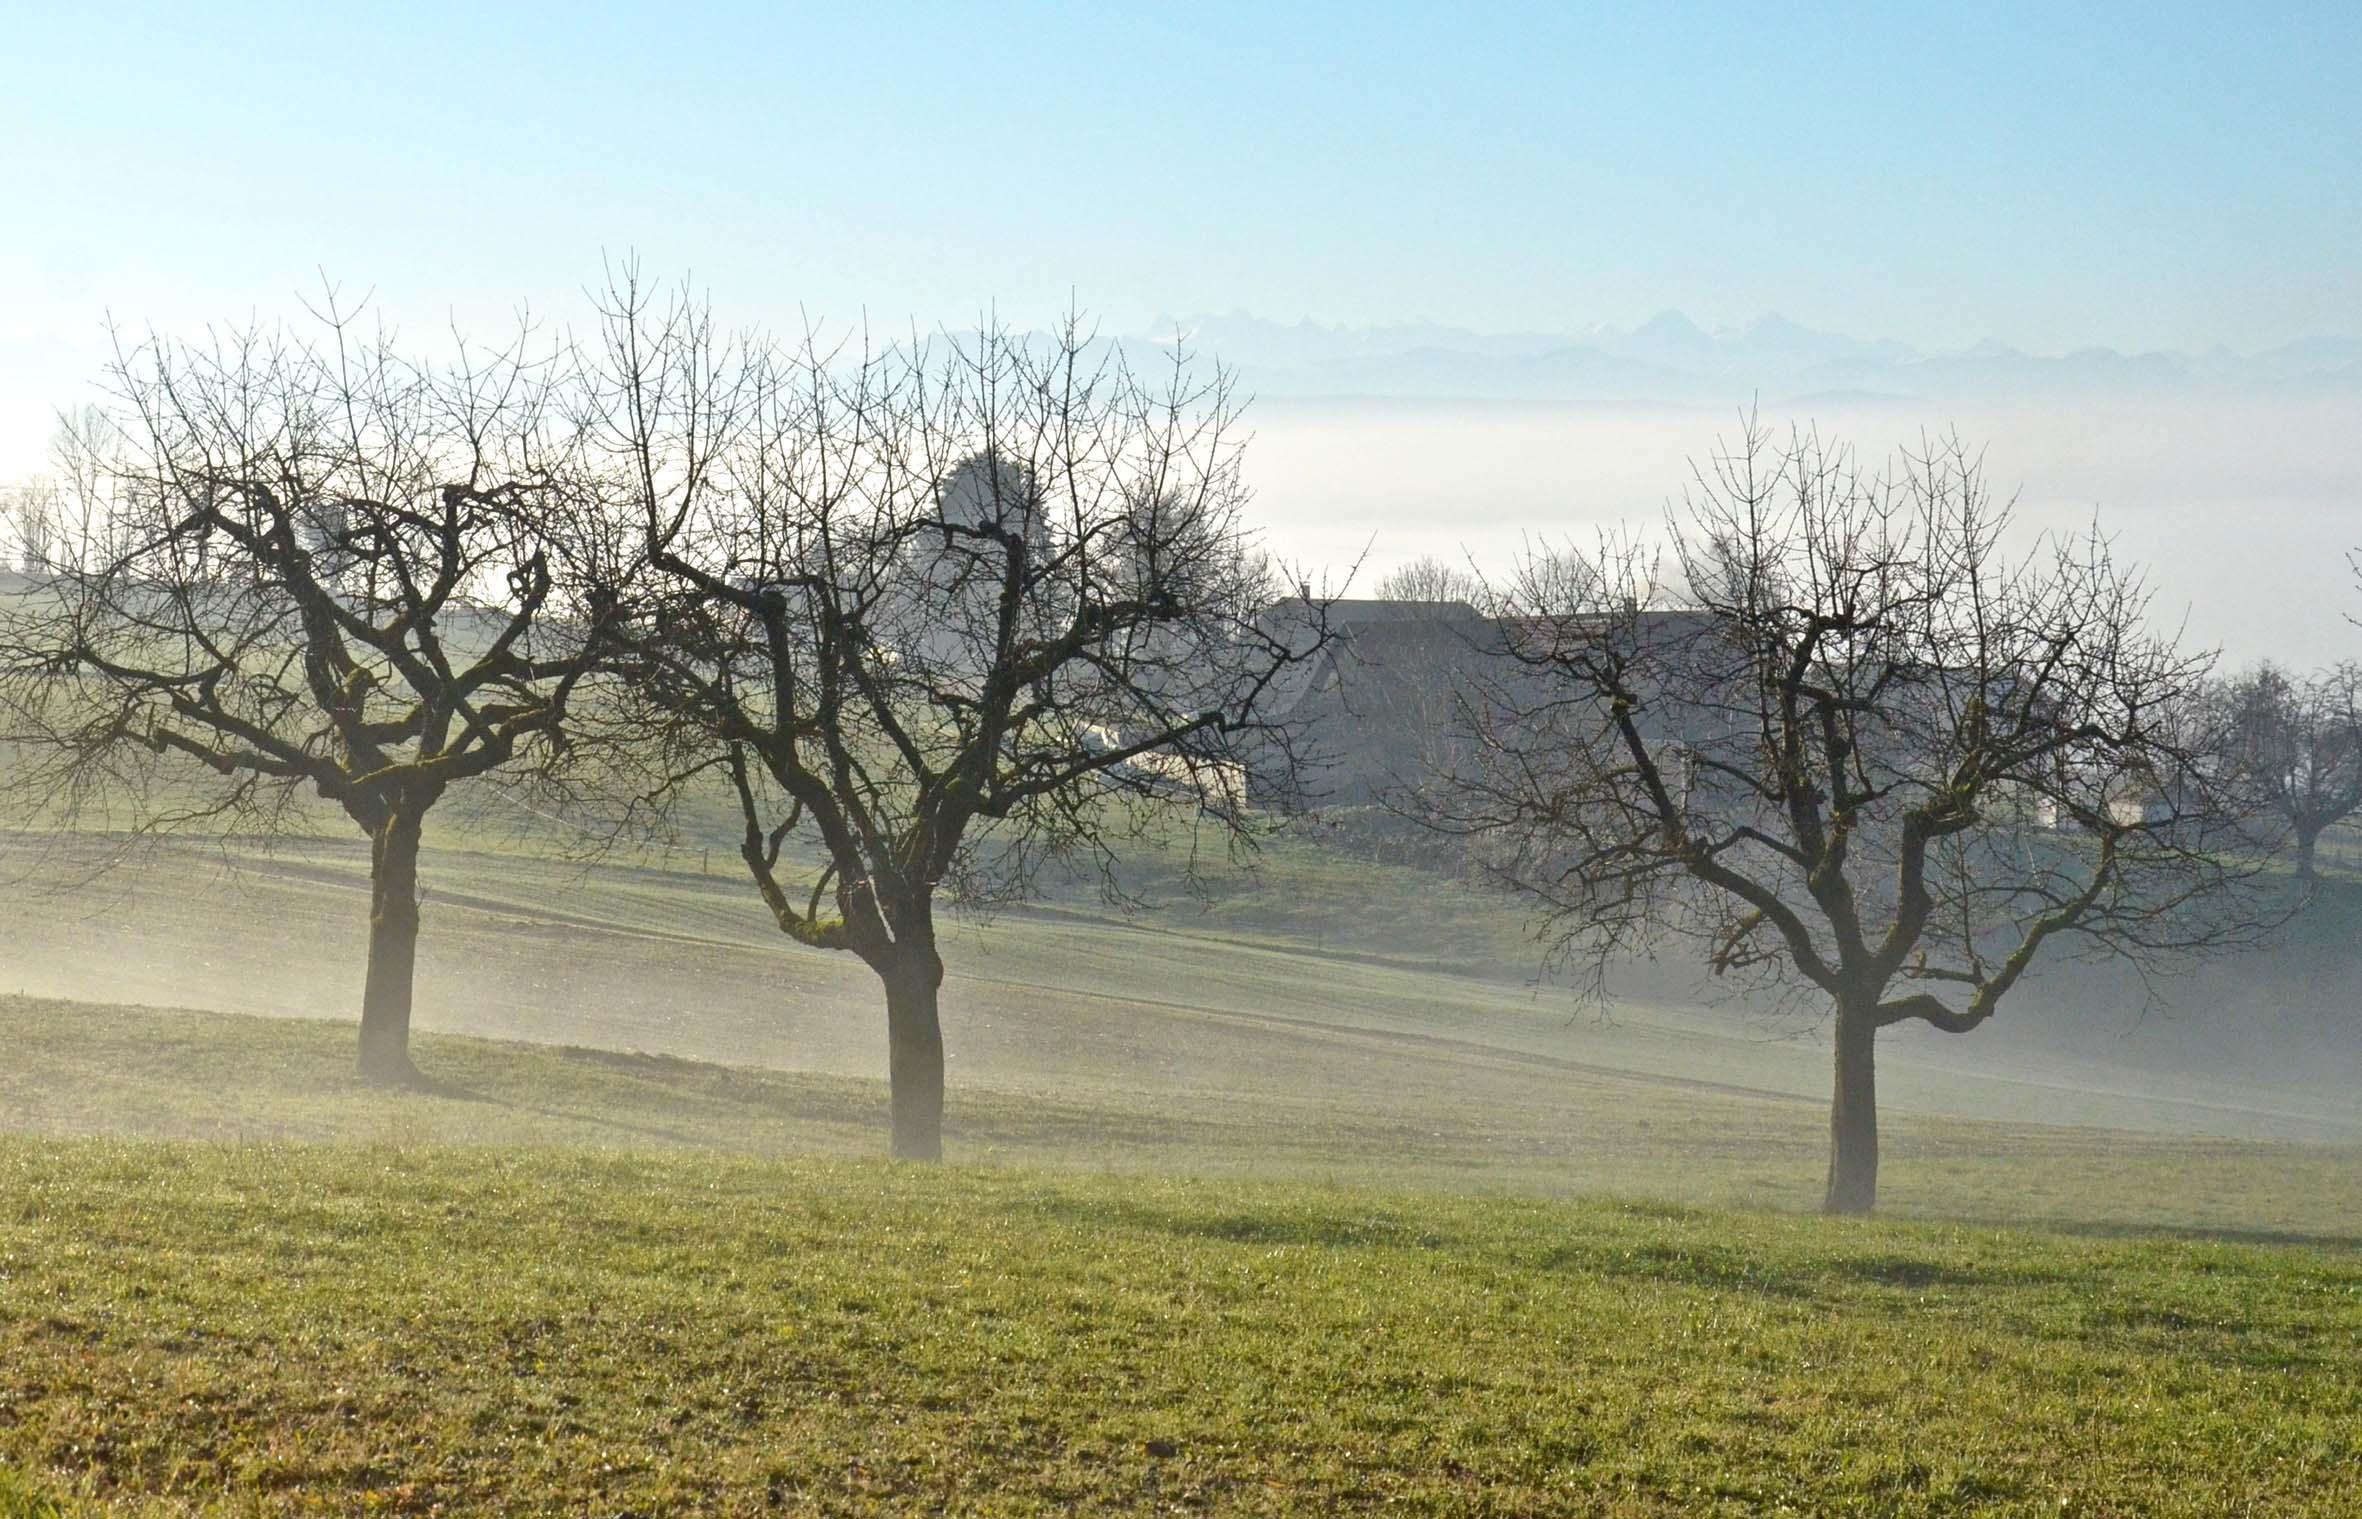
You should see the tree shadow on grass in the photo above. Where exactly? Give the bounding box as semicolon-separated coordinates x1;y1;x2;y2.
1517;1240;1820;1299
1025;1193;1463;1252
1026;1190;2100;1304
423;1046;888;1154
1934;1213;2362;1255
387;1069;494;1104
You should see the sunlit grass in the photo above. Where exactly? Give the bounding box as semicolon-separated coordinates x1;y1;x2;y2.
2;1135;2356;1515
3;1001;2358;1513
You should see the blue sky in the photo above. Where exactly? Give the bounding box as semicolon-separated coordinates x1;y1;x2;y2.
3;3;2359;660
4;1;2356;356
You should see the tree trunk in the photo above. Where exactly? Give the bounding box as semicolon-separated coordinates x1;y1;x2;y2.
882;946;947;1161
358;809;425;1084
1823;1004;1879;1216
2294;826;2319;883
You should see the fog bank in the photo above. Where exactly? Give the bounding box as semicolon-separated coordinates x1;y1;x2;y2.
1245;393;2362;668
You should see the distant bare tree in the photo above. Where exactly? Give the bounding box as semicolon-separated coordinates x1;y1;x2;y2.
2222;662;2362;881
1423;423;2272;1214
1372;553;1485;609
5;478;60;574
578;279;1331;1159
0;299;614;1081
0;414;116;576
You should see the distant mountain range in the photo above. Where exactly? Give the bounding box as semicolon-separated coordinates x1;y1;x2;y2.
1116;310;2362;406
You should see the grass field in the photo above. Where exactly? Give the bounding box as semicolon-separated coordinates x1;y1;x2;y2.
1;1001;2359;1516
2;821;2359;1513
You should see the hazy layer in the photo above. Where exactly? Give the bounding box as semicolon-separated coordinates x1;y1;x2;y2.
3;836;2353;1148
1245;394;2362;668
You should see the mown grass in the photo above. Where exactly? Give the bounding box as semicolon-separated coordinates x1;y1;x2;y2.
2;999;2359;1514
3;1141;2358;1516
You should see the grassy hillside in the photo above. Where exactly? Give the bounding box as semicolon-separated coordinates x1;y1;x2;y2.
5;835;2356;1156
0;1004;2357;1516
7;999;2361;1236
4;812;2358;1511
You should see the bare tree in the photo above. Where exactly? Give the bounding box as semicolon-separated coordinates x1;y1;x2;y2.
578;282;1330;1160
0;299;613;1081
1371;553;1485;610
2221;662;2362;881
0;415;114;577
1424;423;2271;1214
5;478;60;575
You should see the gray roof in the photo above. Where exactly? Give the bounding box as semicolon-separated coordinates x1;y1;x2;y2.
1321;597;1484;624
1258;597;1484;637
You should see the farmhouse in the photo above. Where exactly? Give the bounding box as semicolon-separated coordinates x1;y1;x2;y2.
1251;595;1751;808
1253;595;1509;805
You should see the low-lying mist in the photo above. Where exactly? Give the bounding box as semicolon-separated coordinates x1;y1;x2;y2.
1246;392;2362;669
3;829;2354;1150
